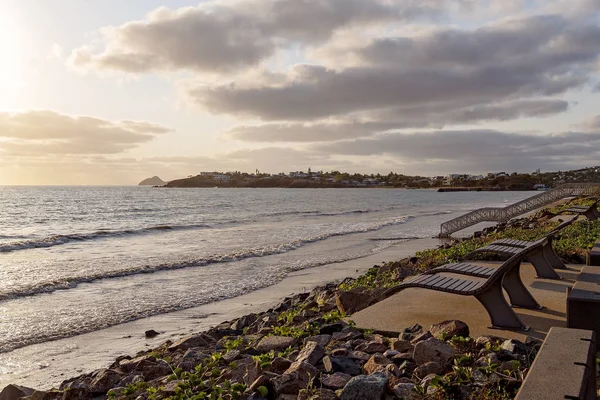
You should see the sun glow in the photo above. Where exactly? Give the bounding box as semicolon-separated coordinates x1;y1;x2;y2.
0;12;26;91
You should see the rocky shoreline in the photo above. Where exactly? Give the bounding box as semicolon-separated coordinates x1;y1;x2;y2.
2;199;598;400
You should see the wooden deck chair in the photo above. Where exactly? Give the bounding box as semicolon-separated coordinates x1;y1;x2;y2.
564;198;600;220
384;247;537;331
462;219;574;278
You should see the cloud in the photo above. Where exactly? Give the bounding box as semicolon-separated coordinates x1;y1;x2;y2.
312;129;600;173
585;115;600;129
593;82;600;92
0;110;171;155
69;0;445;74
225;99;569;142
186;14;599;121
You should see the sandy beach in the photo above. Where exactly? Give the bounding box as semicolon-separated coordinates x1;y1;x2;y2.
0;237;442;390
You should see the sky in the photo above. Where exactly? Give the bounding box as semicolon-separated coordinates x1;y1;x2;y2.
0;0;599;185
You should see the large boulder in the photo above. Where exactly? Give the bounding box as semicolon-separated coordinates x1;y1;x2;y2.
0;385;35;400
256;336;295;353
413;338;457;366
429;320;469;339
339;373;388;400
335;290;376;314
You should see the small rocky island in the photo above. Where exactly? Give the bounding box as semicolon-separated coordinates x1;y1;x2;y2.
138;176;167;186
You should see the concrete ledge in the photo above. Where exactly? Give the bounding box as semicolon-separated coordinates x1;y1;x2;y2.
514;327;596;400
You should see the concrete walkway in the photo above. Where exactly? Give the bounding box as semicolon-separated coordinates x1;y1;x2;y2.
351;261;582;342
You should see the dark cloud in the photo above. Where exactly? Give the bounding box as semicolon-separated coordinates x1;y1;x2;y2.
0;110;171;155
225;99;569;142
187;14;598;121
70;0;444;73
313;130;600;169
593;82;600;92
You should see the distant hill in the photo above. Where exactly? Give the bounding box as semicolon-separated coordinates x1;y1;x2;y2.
138;176;167;186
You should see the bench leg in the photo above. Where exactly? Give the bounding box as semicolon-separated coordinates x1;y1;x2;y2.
502;262;541;309
526;250;561;279
475;280;528;330
584;209;598;221
542;244;567;270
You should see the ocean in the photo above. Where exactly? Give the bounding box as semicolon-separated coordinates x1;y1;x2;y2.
0;186;534;386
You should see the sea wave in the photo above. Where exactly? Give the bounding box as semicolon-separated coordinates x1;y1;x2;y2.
0;215;412;301
0;224;212;253
0;236;416;354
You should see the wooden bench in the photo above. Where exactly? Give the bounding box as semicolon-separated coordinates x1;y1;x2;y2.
567;265;600;348
514;327;596;400
565;201;600;221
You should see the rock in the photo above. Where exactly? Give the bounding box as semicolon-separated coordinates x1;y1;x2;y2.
355;341;388;354
145;359;172;380
271;374;302;396
413;338;457;366
391;352;413;363
319;323;344;335
392;383;418;400
321;372;352;390
420;374;438;389
501;339;527;354
248;374;271;393
271;362;318;395
332;330;362;342
223;349;241;362
21;391;62;400
499;360;521;373
475;335;504;348
168;334;212;351
335;290;375;314
339;373;388;400
231;314;258;331
413;362;444;378
383;349;400;358
363;354;392;375
525;336;542;347
284;361;319;387
305;335;332;348
229;358;262;386
331;348;349;357
267;357;292;374
390;339;413;353
256;336;295;353
322;356;361;376
298;388;338;400
0;385;35;400
472;370;486;382
429;320;469;339
348;351;370;362
88;369;123;394
295;341;325;365
410;331;432;344
144;329;160;338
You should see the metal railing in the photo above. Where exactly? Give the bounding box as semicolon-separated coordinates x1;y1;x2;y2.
439;183;600;237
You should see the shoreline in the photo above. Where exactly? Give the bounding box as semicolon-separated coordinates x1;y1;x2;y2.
0;237;442;390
